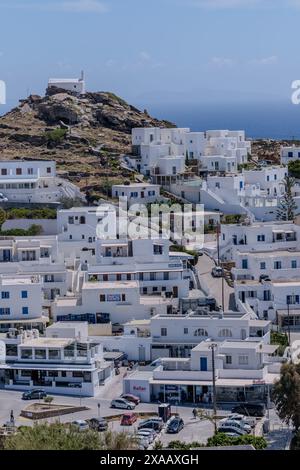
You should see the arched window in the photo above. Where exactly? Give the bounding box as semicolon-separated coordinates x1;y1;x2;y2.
194;328;208;337
218;328;232;338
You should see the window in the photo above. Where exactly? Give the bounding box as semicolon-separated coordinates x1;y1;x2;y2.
21;290;28;299
153;245;163;255
121;294;126;302
49;349;60;360
99;294;105;302
6;344;17;356
16;168;22;175
288;151;293;158
35;349;46;359
68;217;74;224
164;272;169;281
150;273;155;281
22;307;29;315
184;328;188;335
161;328;167;336
28;168;33;175
238;355;249;365
194;328;208;337
225;355;232;364
292;260;297;269
257;235;265;242
274;174;277;181
274;261;282;270
287;295;300;305
47;167;51;174
21;349;33;359
218;328;232;338
260;262;266;270
116;274;121;281
103;274;108;282
1;168;7;175
0;308;10;315
242;259;248;269
1;291;9;299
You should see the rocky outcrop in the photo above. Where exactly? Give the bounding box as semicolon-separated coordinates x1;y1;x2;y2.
0;89;175;196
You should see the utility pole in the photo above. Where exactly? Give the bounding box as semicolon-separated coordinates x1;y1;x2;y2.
287;298;291;347
221;274;225;312
209;343;218;434
216;224;220;266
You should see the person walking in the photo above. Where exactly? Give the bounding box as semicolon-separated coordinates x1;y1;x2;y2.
192;408;197;419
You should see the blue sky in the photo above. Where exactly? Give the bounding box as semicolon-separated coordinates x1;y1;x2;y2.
1;0;300;109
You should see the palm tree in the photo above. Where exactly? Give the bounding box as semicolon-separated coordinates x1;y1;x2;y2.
277;175;297;221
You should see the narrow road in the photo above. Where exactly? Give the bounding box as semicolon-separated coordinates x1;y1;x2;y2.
196;253;236;311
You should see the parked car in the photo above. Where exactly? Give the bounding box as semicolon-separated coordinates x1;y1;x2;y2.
88;417;108;432
217;426;247;436
121;394;141;405
138;417;163;432
220;413;256;428
137;429;156;443
231;403;266;417
71;420;89;432
133;435;149;450
166;417;184;434
110;398;135;410
259;274;271;282
22;389;47;400
120;412;137;426
0;193;8;202
211;266;223;278
218;419;251;434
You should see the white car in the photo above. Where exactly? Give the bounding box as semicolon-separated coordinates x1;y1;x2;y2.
110;398;135;410
220;413;256;428
218;419;251;434
137;429;156;443
0;193;8;202
134;435;150;450
71;420;89;432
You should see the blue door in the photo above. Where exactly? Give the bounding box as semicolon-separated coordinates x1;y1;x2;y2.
200;357;208;371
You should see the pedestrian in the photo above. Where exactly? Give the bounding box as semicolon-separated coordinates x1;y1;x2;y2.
192;408;197;419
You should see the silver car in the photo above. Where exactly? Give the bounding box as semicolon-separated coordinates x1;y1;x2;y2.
110;398;135;410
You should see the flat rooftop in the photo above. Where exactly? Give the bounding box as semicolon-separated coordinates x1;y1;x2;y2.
20;337;73;348
83;280;139;289
113;183;158;188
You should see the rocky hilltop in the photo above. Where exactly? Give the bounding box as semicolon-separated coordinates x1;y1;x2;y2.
0;89;175;197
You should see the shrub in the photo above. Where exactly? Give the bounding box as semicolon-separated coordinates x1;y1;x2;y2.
44;128;67;143
207;432;267;450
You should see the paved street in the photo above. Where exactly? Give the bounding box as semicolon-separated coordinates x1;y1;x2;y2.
196;254;235;311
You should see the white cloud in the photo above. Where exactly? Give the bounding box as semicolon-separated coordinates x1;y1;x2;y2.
249;55;278;65
210;57;235;67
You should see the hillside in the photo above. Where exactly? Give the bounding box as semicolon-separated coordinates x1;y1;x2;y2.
0;89;175;198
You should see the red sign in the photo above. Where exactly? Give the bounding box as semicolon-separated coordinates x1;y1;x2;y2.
133;385;146;392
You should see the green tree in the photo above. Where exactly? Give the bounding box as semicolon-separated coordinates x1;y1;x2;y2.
4;423;137;450
0;207;6;229
273;362;300;430
277;176;297;221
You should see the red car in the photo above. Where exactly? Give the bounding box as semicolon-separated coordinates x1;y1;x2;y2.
121;394;141;405
121;413;137;426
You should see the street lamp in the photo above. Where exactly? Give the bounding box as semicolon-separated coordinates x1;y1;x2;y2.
209;343;218;434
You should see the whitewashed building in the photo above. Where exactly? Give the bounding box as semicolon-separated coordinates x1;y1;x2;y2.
52;238;191;325
281;145;300;165
112;183;160;204
123;337;279;404
0;322;114;396
0;161;83;203
48;72;86;95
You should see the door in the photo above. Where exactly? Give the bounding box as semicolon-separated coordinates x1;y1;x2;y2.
200;357;208;371
141;191;145;198
173;286;178;298
138;346;145;362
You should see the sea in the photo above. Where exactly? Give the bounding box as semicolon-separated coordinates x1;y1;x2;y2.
2;100;300;141
139;102;300;141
